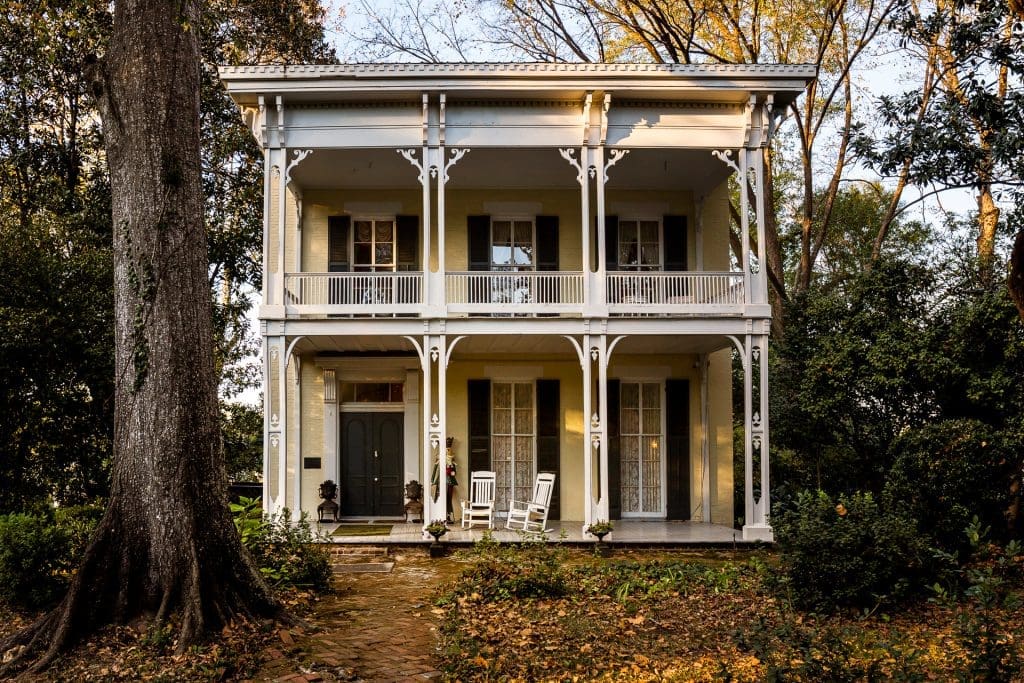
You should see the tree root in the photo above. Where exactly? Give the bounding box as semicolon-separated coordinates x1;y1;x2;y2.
0;501;286;676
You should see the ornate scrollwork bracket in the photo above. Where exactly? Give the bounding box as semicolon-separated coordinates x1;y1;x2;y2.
603;149;629;183
712;149;741;175
442;148;470;183
397;148;427;185
558;148;585;187
285;149;312;184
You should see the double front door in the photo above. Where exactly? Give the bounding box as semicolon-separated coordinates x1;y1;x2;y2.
340;412;404;517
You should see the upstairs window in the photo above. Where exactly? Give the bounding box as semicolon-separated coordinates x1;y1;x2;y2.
353;219;395;272
618;219;661;271
491;219;534;271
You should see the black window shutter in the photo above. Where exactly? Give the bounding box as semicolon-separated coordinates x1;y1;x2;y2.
535;216;559;271
396;215;419;271
663;215;687;271
468;215;491;271
468;380;491;472
536;379;560;520
605;215;619;271
665;379;691;520
607;379;621;520
328;216;350;272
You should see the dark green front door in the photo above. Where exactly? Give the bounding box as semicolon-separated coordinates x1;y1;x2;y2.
340;412;404;517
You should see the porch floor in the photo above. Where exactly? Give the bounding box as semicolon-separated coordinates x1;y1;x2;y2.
316;519;759;546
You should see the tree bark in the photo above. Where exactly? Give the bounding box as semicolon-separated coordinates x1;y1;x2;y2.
1010;229;1024;322
1;0;281;672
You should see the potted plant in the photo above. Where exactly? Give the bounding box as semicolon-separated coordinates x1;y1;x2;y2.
425;519;449;558
586;520;614;556
586;520;613;541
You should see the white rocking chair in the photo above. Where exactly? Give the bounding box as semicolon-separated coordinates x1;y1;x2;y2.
505;472;556;533
460;471;496;529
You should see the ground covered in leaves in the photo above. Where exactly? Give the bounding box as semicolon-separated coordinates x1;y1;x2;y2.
436;542;1024;682
0;588;324;681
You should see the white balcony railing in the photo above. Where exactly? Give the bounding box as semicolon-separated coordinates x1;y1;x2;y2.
446;271;585;313
284;272;423;314
606;271;744;314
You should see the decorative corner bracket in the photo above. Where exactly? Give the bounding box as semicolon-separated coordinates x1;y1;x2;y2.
397;148;427;186
711;149;741;175
442;148;469;183
603;149;629;183
284;149;312;185
558;148;585;187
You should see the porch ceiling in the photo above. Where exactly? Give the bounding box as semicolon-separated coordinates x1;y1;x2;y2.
290;147;730;193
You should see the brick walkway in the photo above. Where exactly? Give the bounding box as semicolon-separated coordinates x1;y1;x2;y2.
253;548;461;683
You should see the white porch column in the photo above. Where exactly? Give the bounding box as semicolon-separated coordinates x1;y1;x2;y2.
739;150;751;304
595;335;610;521
322;369;338;486
436;337;449;523
580;334;593;532
742;333;773;541
743;332;772;540
278;335;290;513
291;357;302;521
261;333;271;508
420;334;434;527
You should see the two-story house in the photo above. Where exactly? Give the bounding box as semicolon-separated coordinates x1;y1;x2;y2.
219;63;813;541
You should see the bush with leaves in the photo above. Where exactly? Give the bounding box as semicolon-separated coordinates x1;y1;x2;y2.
774;490;930;610
230;496;331;591
0;505;102;608
0;513;72;608
885;419;1018;553
446;532;569;602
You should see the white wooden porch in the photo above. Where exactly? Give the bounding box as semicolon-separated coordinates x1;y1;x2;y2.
317;520;758;545
282;270;746;317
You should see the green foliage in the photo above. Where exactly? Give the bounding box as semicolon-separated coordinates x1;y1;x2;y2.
220;402;263;481
0;504;102;608
885;420;1018;551
774;490;930;610
230;497;331;591
446;533;569;602
0;512;70;607
930;521;1024;682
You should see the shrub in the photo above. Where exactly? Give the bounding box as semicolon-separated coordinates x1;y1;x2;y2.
54;502;103;560
885;419;1018;552
0;512;71;607
230;497;331;591
448;532;568;602
774;490;929;610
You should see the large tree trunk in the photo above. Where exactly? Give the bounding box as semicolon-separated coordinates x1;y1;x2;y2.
1;0;281;672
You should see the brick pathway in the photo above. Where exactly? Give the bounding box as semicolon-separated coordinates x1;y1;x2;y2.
253;547;462;683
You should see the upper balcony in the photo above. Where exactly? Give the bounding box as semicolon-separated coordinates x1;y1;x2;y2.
281;270;746;318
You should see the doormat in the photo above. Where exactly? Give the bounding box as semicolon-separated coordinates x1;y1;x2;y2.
331;524;394;537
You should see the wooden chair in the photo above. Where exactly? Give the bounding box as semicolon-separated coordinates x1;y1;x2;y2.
505;472;556;533
460;471;496;529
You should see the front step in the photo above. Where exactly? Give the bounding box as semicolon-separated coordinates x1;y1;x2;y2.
326;544;392;576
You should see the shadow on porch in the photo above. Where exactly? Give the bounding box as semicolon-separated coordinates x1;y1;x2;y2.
315;520;762;547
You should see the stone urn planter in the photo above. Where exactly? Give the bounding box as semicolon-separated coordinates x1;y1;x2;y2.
586;521;614;557
425;520;448;558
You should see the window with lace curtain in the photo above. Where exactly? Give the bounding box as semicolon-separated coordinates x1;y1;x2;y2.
491;381;535;512
620;382;663;515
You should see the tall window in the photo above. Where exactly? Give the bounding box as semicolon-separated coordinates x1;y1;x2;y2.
618;219;661;271
353;219;395;272
491;219;534;271
491;382;535;511
620;382;663;515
